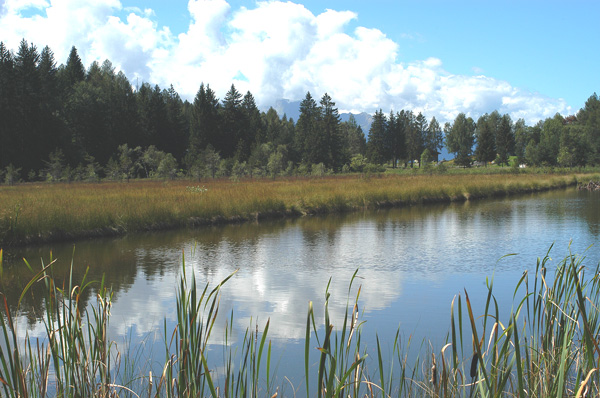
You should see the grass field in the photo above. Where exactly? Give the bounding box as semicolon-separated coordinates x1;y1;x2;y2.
0;171;596;246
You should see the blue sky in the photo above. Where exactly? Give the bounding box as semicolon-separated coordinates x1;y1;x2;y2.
1;0;598;124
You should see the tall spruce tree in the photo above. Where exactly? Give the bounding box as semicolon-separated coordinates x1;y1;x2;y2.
366;110;388;165
474;113;496;165
63;46;85;89
189;83;220;161
14;39;44;173
425;116;443;161
295;92;320;164
495;114;515;166
220;84;243;158
0;42;17;169
319;93;343;169
163;85;188;160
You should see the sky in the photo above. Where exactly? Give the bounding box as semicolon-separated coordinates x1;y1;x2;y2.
0;0;598;125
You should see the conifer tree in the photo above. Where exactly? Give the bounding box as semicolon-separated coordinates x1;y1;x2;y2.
474;113;496;165
189;83;220;162
495;114;515;166
366;110;388;165
425;116;443;161
295;92;320;164
319;93;343;169
0;42;17;169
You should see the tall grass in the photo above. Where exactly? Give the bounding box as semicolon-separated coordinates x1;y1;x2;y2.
1;173;597;246
1;247;600;396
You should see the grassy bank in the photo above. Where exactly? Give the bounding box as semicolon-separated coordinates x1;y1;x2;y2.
0;172;595;246
1;248;599;397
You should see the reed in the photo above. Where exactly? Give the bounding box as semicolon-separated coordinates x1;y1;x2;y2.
1;247;600;397
1;173;596;247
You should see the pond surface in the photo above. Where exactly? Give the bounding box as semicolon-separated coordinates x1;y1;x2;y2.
3;187;600;388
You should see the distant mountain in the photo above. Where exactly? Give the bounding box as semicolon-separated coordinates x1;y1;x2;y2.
269;99;373;134
271;99;301;122
339;112;373;135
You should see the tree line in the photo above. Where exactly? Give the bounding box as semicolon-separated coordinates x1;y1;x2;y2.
1;39;599;184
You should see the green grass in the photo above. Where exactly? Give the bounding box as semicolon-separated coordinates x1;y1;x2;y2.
1;172;598;247
1;247;600;397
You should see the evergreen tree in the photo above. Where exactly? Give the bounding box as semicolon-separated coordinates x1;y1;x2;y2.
474;113;496;165
340;114;367;158
263;107;283;145
220;84;243;158
295;92;320;164
446;113;475;167
0;42;17;169
63;46;85;89
392;110;410;167
162;85;188;160
366;110;388;164
136;82;168;148
319;93;343;169
424;116;443;161
513;118;529;164
239;91;263;160
14;39;44;173
189;83;220;159
495;114;515;166
405;111;423;167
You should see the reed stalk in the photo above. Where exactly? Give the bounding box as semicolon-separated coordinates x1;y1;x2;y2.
1;247;599;396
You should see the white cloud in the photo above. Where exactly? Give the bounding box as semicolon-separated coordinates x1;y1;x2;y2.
0;0;571;124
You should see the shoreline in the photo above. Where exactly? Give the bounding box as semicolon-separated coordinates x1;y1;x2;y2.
0;173;592;248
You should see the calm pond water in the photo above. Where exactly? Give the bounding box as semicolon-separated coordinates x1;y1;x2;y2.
3;187;600;389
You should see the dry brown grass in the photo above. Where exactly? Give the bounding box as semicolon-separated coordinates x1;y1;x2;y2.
0;173;587;246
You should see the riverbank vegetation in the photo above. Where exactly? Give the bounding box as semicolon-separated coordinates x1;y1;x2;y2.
2;39;600;186
1;172;595;247
1;248;599;397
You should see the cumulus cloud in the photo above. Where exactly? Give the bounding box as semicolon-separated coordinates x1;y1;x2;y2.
0;0;571;124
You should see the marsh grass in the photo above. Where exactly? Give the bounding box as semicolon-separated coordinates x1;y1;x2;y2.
1;173;596;246
1;247;600;397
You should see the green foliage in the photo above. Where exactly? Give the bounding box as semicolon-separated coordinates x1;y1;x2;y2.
474;112;497;165
2;37;600;181
445;113;476;167
366;110;388;164
3;164;21;185
349;154;367;172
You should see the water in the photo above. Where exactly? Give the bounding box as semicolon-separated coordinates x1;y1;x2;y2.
3;187;600;388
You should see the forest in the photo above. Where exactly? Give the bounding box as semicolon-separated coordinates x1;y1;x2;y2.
1;39;600;184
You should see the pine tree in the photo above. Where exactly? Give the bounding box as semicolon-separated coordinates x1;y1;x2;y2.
295;92;319;164
14;39;44;173
366;110;388;165
319;93;343;169
388;110;406;167
340;114;367;158
163;85;188;160
63;46;85;88
495;114;515;166
189;83;220;161
474;114;496;165
220;84;243;158
0;42;17;169
238;91;263;161
425;116;443;161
